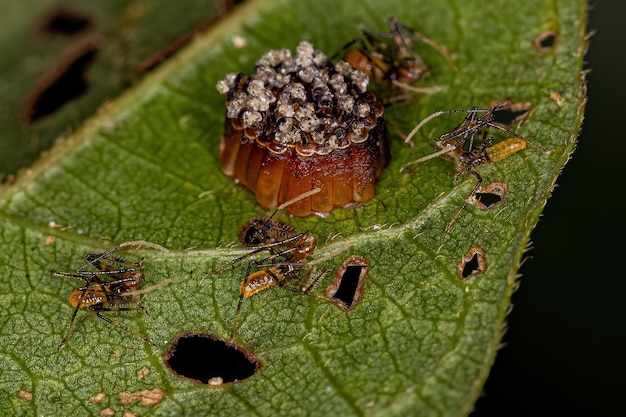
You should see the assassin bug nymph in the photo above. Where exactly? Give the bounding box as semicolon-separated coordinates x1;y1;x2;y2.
54;240;170;350
334;17;456;94
208;188;346;340
401;101;552;232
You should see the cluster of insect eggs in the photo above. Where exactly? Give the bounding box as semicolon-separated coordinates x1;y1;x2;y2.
217;41;391;217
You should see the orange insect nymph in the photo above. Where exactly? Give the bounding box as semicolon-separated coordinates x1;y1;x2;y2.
67;268;144;309
55;241;169;350
208;190;349;340
401;102;551;232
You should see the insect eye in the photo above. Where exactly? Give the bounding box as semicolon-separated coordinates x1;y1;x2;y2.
243;228;262;245
239;220;266;246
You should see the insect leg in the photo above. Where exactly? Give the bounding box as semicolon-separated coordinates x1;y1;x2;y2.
91;307;155;346
446;169;483;233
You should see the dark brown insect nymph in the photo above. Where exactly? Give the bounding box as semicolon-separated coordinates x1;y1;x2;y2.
337;17;455;94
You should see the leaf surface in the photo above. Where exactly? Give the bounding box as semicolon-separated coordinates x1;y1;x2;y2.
0;0;587;416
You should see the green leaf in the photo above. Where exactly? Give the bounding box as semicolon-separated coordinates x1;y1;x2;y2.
0;0;587;416
0;0;226;178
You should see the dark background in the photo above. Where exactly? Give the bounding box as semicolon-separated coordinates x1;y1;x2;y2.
472;2;625;416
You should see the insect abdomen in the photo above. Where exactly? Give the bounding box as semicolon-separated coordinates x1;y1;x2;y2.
68;289;104;309
486;138;526;162
240;270;280;298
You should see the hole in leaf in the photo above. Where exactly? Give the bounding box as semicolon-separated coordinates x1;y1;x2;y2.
457;247;487;280
24;35;101;124
165;332;260;385
535;30;558;53
325;255;370;311
40;7;92;35
490;100;532;126
470;182;508;211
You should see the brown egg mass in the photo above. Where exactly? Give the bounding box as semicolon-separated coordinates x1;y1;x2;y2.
216;41;390;216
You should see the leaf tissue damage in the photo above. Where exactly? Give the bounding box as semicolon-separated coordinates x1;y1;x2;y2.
38;6;92;35
0;0;587;416
165;332;260;385
24;35;101;124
